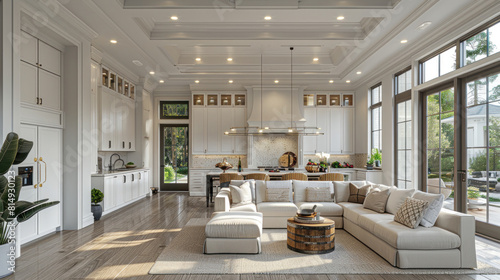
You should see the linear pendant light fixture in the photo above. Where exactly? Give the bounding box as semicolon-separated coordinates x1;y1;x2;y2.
224;47;323;136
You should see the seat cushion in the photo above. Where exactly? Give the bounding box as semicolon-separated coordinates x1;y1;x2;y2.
372;219;461;250
296;202;343;217
293;180;333;203
206;211;263;239
357;213;394;232
339;202;378;224
230;202;257;212
257;202;298;217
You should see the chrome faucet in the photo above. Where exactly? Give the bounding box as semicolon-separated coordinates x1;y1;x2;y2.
109;153;121;171
112;159;125;170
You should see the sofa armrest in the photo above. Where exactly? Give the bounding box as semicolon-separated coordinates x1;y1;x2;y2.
435;208;477;268
214;188;231;212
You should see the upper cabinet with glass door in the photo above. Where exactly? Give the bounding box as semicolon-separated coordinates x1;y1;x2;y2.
304;93;354;107
192;93;245;107
100;65;135;99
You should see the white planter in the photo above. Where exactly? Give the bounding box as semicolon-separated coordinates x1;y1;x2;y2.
0;243;15;278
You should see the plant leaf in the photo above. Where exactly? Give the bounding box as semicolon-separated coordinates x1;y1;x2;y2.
0;133;18;176
13;138;33;165
1;176;21;208
17;201;60;223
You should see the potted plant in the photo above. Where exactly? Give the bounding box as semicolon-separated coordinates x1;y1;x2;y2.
371;148;382;167
91;188;104;221
0;132;59;277
467;187;480;201
366;158;374;170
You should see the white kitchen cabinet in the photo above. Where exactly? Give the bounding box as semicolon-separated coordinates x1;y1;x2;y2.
206;108;220;154
100;89;116;150
343;108;355;154
329;108;343;154
114;175;125;207
192;108;206;154
123;99;136;151
189;169;211;196
18;124;62;244
356;169;383;184
103;176;116;210
19;31;61;111
316;108;330;154
303;107;317;154
233;108;247;154
220;108;234;153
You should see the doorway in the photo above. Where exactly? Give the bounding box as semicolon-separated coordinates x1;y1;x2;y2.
159;124;189;191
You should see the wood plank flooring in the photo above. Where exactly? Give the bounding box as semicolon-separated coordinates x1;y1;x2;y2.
4;192;500;280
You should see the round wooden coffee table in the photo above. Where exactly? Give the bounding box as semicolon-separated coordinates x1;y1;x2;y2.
286;217;335;254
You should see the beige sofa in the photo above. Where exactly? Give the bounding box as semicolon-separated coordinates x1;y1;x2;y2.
214;179;477;268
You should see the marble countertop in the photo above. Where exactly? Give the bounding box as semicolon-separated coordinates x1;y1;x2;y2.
91;168;150;177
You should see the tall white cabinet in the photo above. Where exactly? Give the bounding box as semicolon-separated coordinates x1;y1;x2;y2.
18;124;62;244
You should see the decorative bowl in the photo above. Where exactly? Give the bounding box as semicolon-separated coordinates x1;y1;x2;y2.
305;165;319;173
125;165;136;168
215;158;233;173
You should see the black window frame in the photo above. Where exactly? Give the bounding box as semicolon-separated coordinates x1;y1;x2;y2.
370;83;383;153
159;101;189;119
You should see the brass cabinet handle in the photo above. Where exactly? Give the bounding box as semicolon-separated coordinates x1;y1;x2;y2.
39;157;47;187
34;157;39;189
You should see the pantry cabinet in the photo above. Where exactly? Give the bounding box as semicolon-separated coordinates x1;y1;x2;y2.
191;93;247;155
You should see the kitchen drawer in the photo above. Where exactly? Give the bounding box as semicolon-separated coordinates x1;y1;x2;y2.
356;171;367;181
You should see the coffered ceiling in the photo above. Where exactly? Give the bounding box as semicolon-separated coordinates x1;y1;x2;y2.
59;0;485;91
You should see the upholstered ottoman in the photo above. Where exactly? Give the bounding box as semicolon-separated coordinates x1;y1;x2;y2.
204;211;263;254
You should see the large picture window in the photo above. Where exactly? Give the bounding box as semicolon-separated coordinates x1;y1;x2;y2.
462;21;500;66
370;84;382;152
160;101;189;119
394;68;412;189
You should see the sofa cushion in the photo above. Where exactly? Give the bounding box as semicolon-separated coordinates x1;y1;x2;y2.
348;183;372;204
229;182;252;204
333;181;369;202
230;202;257;212
296;202;343;217
363;188;390;213
293;180;333;203
372;219;461;250
266;188;290;202
256;181;293;203
394;197;429;229
412;191;445;227
357;213;395;233
306;187;332;202
339;202;378;224
386;188;415;215
230;180;256;202
206;211;263;239
257;202;298;217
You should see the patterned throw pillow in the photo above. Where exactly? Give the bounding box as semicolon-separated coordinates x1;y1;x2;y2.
348;183;372;204
394;197;429;229
305;187;331;202
266;188;290;202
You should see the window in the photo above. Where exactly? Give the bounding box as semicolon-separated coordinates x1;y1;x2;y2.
160;101;189;119
420;46;457;83
463;21;500;66
370;84;382;152
394;68;412;189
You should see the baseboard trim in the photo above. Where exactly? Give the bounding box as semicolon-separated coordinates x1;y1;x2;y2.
82;214;94;228
190;191;205;197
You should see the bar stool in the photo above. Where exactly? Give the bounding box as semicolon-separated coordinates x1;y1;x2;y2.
246;173;270;181
281;172;307;181
319;173;344;182
219;173;244;191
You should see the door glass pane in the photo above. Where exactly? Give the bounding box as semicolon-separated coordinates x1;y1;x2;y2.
427;93;439;115
440;88;455;113
467;148;487;222
162;126;189;191
467;78;487;106
488;74;500;102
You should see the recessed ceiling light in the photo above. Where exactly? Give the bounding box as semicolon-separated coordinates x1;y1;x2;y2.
313;57;319;62
110;39;117;44
400;39;408;44
264;16;272;20
149;71;155;75
228;80;233;84
346;80;351;83
227;57;233;62
274;80;279;84
417;21;432;30
195;57;201;61
132;60;143;66
159;80;164;83
356;71;362;75
329;80;334;84
195;80;200;83
170;16;178;20
337;16;345;20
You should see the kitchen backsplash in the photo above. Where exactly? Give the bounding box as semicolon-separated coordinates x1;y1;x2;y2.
252;135;298;167
192;155;247;169
98;152;131;171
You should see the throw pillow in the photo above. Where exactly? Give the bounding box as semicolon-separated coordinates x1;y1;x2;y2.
266;188;290;202
229;180;256;202
305;187;331;202
394;197;429;229
363;188;391;213
229;182;252;205
294;180;333;203
386;188;415;215
412;191;445;227
348;183;372;204
333;181;368;202
266;181;293;202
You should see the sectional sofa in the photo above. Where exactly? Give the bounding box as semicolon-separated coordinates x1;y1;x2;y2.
214;179;477;269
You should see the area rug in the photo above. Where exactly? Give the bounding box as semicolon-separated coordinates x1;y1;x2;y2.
149;218;500;275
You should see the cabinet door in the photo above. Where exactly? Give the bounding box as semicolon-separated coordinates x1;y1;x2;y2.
143;171;150;195
100;91;115;151
191;108;206;154
219;108;234;154
39;69;61;111
123;174;132;202
131;173;139;199
315;108;330;154
114;175;124;206
38;40;61;75
127;100;136;151
233;108;247;154
206;108;220;153
103;176;115;211
115;98;125;151
20;62;38;105
329;108;343;154
303;107;317;154
20;31;37;66
343;108;355;154
37;126;62;234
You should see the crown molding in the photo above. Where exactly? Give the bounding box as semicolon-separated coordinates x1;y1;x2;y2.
101;52;140;84
91;45;103;63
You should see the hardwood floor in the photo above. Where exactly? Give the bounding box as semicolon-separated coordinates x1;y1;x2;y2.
5;193;500;280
